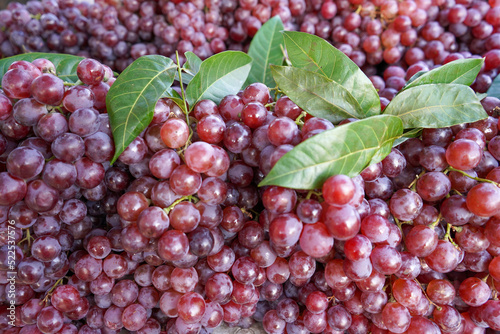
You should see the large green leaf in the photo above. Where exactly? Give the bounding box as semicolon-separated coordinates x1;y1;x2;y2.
283;31;380;117
177;51;202;85
259;115;403;189
185;51;252;109
271;65;364;123
403;58;484;90
384;84;487;129
246;16;284;87
106;55;176;163
0;52;83;83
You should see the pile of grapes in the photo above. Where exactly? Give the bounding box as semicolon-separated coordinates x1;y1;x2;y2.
1;0;500;87
1;0;500;334
0;48;497;333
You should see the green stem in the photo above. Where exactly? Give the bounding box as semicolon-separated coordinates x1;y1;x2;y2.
163;195;197;214
42;278;64;303
408;170;425;191
414;278;441;310
444;223;461;250
430;213;441;227
18;229;34;248
305;190;322;200
295;111;307;126
446;166;500;187
175;51;190;126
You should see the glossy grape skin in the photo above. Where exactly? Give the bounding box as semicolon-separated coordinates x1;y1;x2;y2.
0;172;27;206
30;73;65;106
324;204;360;240
269;213;303;247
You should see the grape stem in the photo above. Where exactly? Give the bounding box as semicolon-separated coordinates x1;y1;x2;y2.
163;195;198;214
175;51;190;127
430;213;442;227
17;228;34;248
42;278;64;304
305;190;322;200
408;170;425;191
445;166;500;187
444;223;461;250
295;111;307;126
414;278;442;310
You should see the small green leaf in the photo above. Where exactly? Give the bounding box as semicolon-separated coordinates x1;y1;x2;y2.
393;128;423;147
246;16;284;87
106;55;177;163
186;51;252;109
283;31;380;117
259;115;403;189
0;52;83;83
487;73;500;99
403;58;484;90
177;51;202;85
271;65;364;123
384;84;487;129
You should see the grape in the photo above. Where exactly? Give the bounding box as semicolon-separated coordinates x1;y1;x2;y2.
177;291;206;324
13;98;47;126
122;304;147;331
466;183;500;217
77;58;105;85
269;213;303;247
7;147;45;180
30;73;64;106
2;69;34;99
51;285;81;312
161;118;189;148
36;306;64;333
382;302;411;333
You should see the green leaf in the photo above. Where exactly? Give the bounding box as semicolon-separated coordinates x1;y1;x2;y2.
403;58;484;90
0;52;83;83
245;16;284;87
487;73;500;99
283;31;380;117
384;84;487;129
106;55;177;163
259;115;403;189
185;51;252;109
271;65;364;123
177;51;202;85
393;128;423;147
